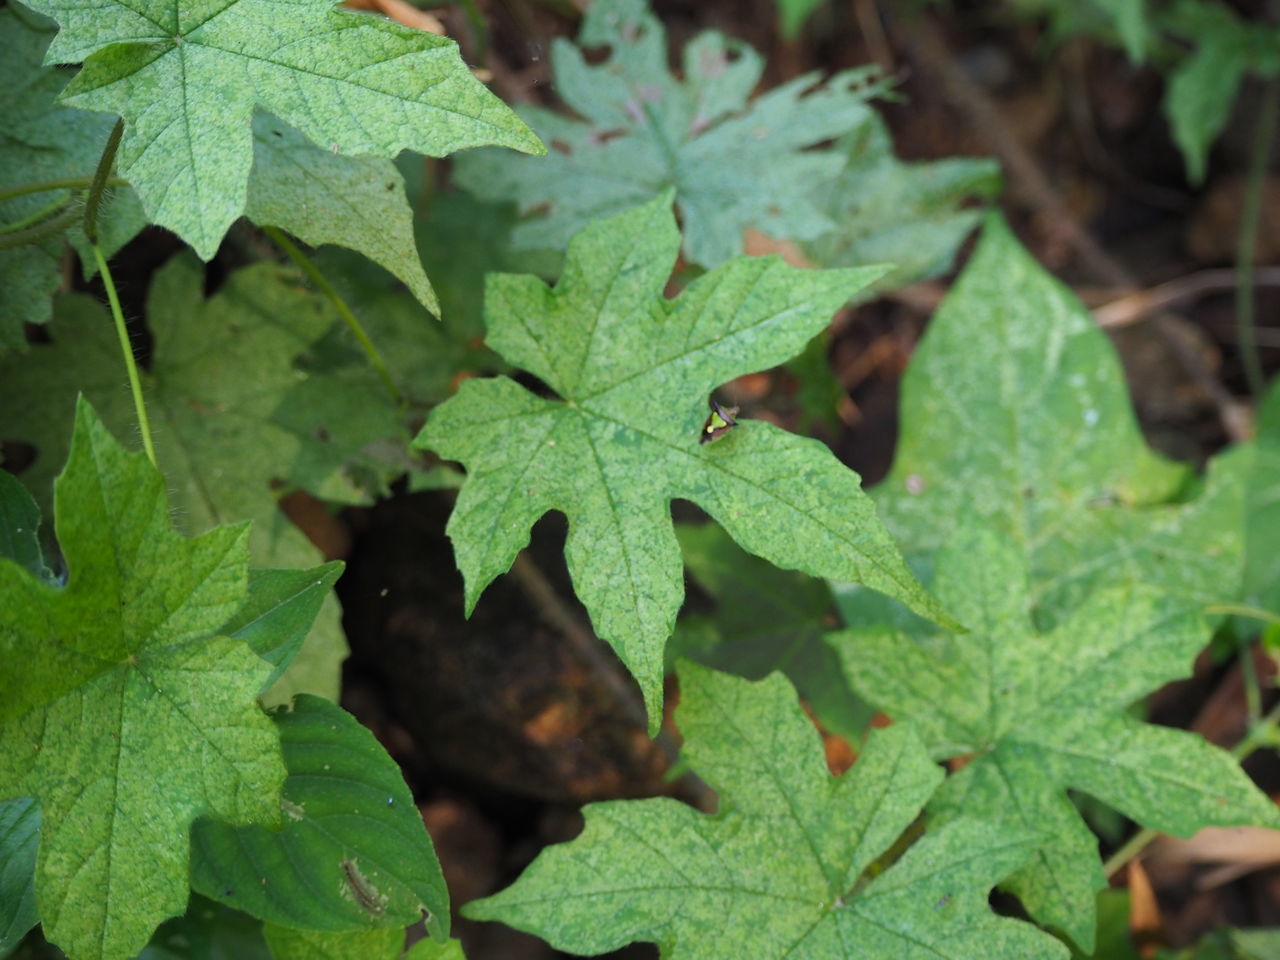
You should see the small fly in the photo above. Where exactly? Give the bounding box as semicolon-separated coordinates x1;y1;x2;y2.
700;398;739;444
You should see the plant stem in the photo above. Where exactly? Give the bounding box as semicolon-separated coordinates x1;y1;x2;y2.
1236;75;1279;399
83;119;124;245
93;243;156;467
0;195;73;235
0;203;81;250
1103;699;1280;879
1204;603;1280;626
0;176;127;204
263;225;403;406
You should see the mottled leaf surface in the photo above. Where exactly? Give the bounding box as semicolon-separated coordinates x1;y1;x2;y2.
0;400;287;960
191;695;448;940
261;925;404;960
848;214;1245;633
836;523;1279;952
454;0;886;267
672;522;869;740
416;193;948;727
466;662;1066;960
24;0;543;259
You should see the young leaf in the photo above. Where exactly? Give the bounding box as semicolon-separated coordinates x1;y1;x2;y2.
0;8;137;350
835;522;1280;952
0;797;39;952
24;0;544;260
245;113;438;315
465;661;1067;960
854;213;1245;632
454;0;888;268
0;398;288;960
414;192;951;728
803;113;1000;299
190;695;449;940
672;522;870;741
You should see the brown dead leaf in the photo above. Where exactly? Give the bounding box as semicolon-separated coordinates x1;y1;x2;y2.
1148;826;1280;890
343;0;445;34
1126;858;1163;957
743;228;815;268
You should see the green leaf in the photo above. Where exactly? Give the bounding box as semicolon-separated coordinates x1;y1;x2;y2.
0;798;39;952
454;0;888;268
415;193;950;729
776;0;826;39
1165;34;1248;184
136;896;271;960
1070;890;1139;960
835;522;1279;953
0;257;420;703
672;522;871;741
465;661;1066;960
244;112;438;315
0;8;129;351
0;398;287;960
1091;0;1147;61
0;471;48;581
191;695;449;940
261;925;403;960
803;113;1000;299
1244;380;1280;618
23;0;543;260
404;939;467;960
854;213;1244;632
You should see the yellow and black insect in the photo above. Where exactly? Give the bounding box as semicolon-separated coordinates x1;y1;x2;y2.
700;398;739;444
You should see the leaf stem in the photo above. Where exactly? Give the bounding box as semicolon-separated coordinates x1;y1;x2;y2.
263;225;403;406
0;195;73;235
1103;699;1280;879
1205;603;1280;626
0;176;127;204
1235;75;1279;399
84;119;124;245
0;202;81;250
93;243;156;467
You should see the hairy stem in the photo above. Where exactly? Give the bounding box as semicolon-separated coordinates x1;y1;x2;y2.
0;176;127;204
0;203;81;250
93;243;156;467
0;195;73;235
83;119;124;245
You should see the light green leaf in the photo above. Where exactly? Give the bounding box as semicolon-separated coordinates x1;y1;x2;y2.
191;695;448;940
672;522;870;741
0;798;39;952
0;398;287;960
262;925;403;960
776;0;826;39
23;0;543;260
244;112;437;315
404;939;467;960
0;257;433;703
465;661;1066;960
1092;0;1147;61
804;113;1000;299
851;213;1245;633
415;193;950;729
454;0;887;268
136;896;271;960
835;523;1279;953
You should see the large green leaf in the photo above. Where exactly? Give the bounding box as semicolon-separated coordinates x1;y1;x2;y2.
0;399;288;960
0;258;402;704
835;523;1279;952
0;8;139;351
848;213;1245;633
415;192;950;728
454;0;887;268
191;695;448;940
23;0;543;260
672;522;870;740
466;661;1067;960
803;113;1000;299
0;798;39;952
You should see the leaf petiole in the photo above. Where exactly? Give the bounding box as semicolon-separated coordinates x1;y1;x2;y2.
93;242;156;467
0;175;127;204
0;193;74;235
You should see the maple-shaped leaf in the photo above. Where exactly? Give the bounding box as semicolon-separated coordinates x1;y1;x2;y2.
0;7;141;350
23;0;544;260
453;0;887;268
841;213;1247;633
835;522;1280;952
414;192;950;728
0;398;288;960
465;661;1067;960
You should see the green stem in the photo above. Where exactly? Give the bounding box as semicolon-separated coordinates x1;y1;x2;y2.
1205;603;1280;626
93;243;156;467
1235;75;1279;399
1103;699;1280;879
84;119;124;245
263;225;402;406
0;176;126;204
0;195;73;235
0;203;81;250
